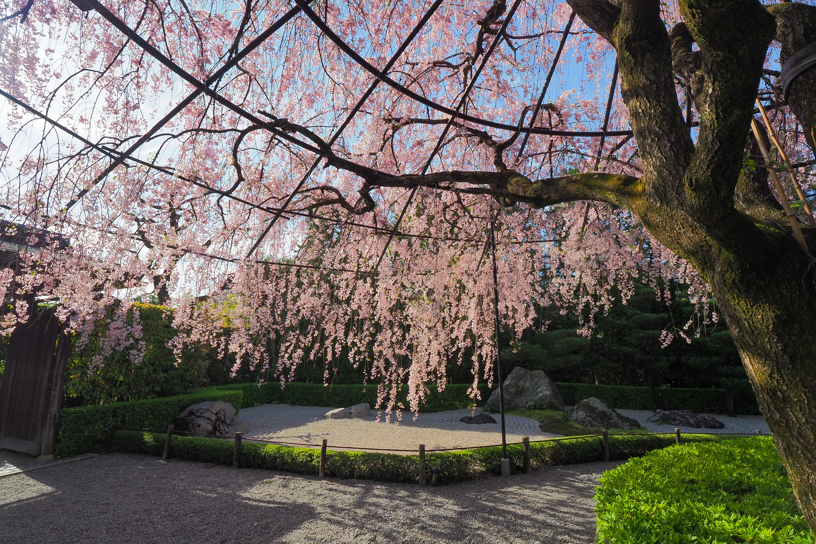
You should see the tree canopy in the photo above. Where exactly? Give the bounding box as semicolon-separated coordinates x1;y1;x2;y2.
4;0;816;531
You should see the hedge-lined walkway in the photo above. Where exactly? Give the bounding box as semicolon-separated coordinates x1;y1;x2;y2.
236;405;556;452
0;453;615;544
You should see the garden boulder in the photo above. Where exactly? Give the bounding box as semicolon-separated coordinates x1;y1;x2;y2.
486;367;565;411
646;409;725;429
460;413;497;424
325;403;371;419
569;397;641;430
173;400;236;436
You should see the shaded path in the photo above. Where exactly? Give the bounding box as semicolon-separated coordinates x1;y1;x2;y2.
0;453;616;543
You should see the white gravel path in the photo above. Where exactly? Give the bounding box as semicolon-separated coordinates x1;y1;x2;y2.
234;404;771;453
234;405;556;453
0;453;617;543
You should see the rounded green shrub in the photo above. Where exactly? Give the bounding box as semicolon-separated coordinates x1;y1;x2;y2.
596;437;815;543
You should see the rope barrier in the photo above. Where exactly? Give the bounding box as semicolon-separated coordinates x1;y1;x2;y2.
120;426;769;455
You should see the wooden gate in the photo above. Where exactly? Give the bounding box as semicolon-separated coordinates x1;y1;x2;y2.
0;309;69;458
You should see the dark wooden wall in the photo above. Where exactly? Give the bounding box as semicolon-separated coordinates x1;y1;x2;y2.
0;309;69;458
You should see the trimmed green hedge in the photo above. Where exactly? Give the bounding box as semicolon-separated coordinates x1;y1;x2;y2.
554;382;761;415
205;382;492;412
112;429;718;485
203;380;760;415
56;390;243;457
596;437;814;543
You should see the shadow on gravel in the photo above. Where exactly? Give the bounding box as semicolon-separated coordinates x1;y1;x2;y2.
0;453;615;544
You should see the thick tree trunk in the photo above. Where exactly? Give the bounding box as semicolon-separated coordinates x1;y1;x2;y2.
707;237;816;530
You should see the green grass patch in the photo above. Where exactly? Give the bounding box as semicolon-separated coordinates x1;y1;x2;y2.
596;437;815;543
509;408;649;436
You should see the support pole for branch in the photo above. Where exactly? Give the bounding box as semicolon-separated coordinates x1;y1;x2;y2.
491;221;509;469
602;429;609;462
755;99;816;227
675;428;681;445
750;119;810;252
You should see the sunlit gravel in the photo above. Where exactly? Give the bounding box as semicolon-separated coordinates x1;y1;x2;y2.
0;453;617;544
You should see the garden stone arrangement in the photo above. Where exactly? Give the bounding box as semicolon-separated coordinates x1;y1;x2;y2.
568;397;642;430
646;409;726;429
459;413;497;425
172;401;236;436
485;367;564;411
324;403;372;419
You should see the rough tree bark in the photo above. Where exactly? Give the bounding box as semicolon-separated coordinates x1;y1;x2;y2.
557;0;816;530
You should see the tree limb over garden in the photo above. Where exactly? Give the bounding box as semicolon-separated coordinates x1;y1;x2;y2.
5;0;816;532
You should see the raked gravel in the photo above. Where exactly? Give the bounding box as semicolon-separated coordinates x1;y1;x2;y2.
234;404;771;453
0;453;618;544
234;405;557;453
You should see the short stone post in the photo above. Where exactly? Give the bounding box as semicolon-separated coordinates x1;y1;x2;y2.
319;439;327;479
522;437;531;473
675;428;681;445
419;444;426;486
162;424;174;461
233;431;242;469
602;429;609;462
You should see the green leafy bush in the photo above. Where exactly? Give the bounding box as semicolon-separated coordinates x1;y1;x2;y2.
112;428;716;485
552;382;761;415
205;382;492;412
64;303;208;406
56;390;243;456
596;437;815;543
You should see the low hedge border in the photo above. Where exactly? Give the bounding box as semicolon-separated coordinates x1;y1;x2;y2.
56;390;243;457
112;429;721;485
205;382;492;412
596;437;813;542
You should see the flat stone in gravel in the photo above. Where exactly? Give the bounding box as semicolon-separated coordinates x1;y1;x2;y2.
0;453;617;543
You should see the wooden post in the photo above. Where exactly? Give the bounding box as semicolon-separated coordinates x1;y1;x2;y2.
162;424;174;461
103;423;117;455
319;439;327;479
233;431;242;469
757;429;762;436
725;387;735;418
522;436;531;473
602;429;609;462
419;444;426;486
675;428;681;445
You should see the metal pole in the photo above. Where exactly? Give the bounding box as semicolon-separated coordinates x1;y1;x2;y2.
491;221;508;464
